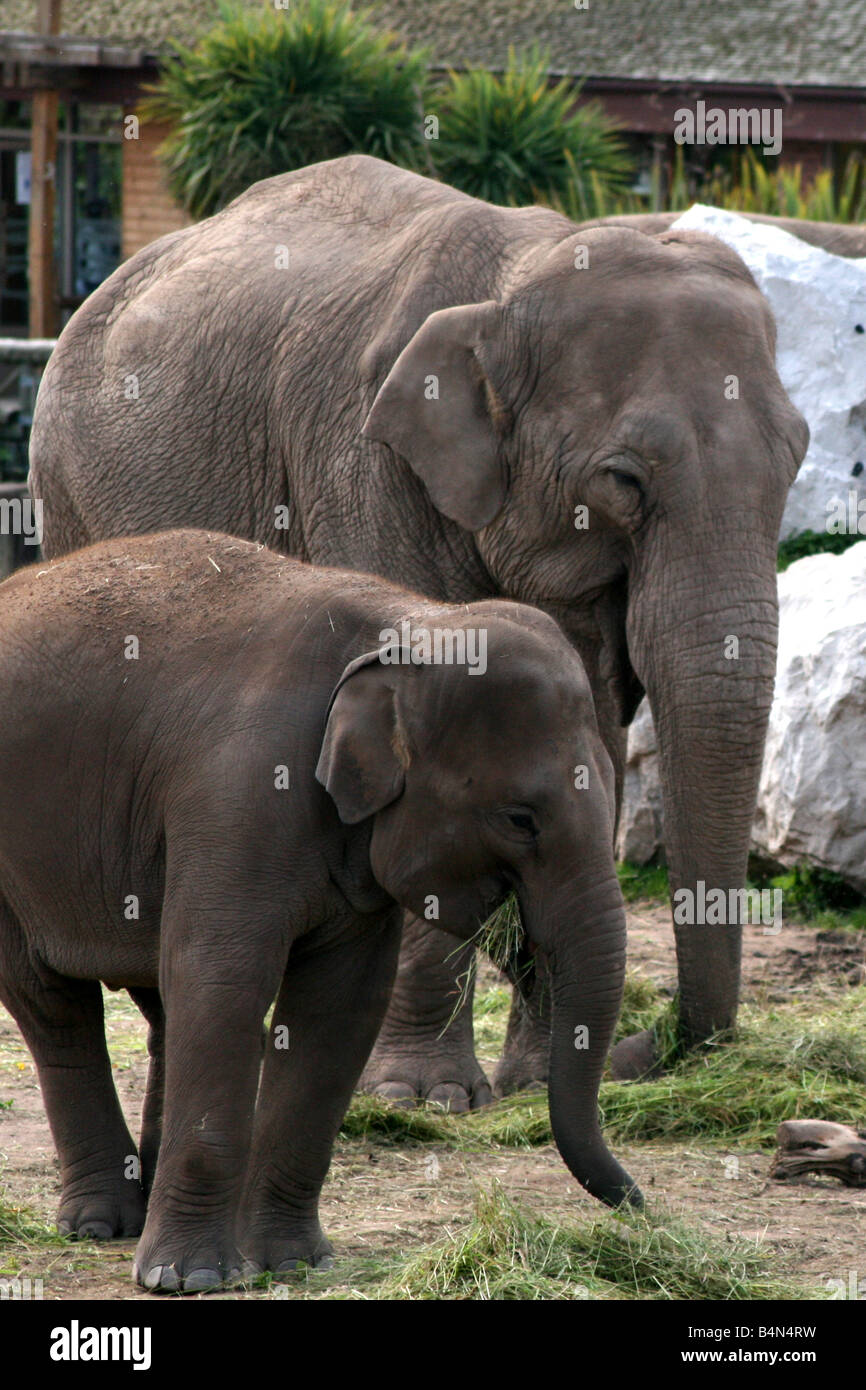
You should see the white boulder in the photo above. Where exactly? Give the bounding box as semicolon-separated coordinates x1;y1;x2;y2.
752;540;866;891
618;542;866;893
616;698;663;865
671;204;866;540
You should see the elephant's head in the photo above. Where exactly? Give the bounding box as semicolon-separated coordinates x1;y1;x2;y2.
362;225;810;1049
316;604;642;1209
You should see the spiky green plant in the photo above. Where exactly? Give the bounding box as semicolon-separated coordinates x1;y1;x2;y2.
143;0;429;218
429;46;632;208
712;150;866;222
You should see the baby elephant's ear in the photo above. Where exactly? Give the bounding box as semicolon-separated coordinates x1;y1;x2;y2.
316;651;409;824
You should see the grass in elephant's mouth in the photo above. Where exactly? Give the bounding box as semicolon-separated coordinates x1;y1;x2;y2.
342;982;866;1151
276;1182;813;1301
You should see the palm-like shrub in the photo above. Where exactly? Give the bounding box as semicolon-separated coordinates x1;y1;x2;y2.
429;46;632;208
142;0;429;218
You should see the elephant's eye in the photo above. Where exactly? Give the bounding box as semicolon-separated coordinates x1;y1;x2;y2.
504;809;538;837
608;468;645;497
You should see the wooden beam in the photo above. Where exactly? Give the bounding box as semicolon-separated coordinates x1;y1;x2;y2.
27;0;62;338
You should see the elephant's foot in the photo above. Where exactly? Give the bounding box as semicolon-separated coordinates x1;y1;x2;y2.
608;1028;662;1081
361;914;493;1112
239;1216;334;1276
58;1179;146;1241
133;1217;244;1294
492;1049;547;1097
361;1035;494;1112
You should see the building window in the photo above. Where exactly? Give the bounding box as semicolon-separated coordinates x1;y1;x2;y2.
0;99;122;336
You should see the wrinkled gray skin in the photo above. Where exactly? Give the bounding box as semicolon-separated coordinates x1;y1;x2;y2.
0;530;640;1292
29;155;809;1099
581;212;866;259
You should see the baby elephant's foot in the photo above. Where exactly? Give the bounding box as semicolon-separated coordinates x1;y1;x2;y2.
239;1217;334;1277
58;1180;146;1241
133;1219;245;1294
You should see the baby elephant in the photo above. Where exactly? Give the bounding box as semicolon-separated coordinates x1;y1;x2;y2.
0;530;640;1292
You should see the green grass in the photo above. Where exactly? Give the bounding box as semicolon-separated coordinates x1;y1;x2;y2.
616;862;670;903
345;1184;811;1300
0;1198;59;1253
343;984;866;1152
600;991;866;1146
473;984;511;1055
616;859;866;930
615;971;668;1041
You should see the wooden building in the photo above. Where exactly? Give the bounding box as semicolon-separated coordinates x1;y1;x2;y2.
1;0;865;337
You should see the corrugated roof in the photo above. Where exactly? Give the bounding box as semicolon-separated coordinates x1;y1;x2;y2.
1;0;865;87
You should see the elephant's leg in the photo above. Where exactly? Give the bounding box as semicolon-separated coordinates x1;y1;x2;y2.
127;986;164;1201
492;952;551;1096
133;876;288;1294
239;911;403;1273
359;912;493;1111
0;912;145;1238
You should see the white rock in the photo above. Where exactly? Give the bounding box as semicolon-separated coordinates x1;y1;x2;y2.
616;698;663;865
670;204;866;539
618;542;866;892
753;540;866;891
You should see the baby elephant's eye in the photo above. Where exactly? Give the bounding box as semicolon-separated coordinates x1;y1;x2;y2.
506;811;537;836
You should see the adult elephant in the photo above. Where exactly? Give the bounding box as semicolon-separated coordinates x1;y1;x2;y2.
580;211;866;259
29;155;808;1099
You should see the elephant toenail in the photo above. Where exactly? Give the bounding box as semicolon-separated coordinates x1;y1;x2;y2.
183;1267;223;1293
78;1220;113;1241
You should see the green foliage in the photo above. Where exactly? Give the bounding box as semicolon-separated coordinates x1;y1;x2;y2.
616;856;866;926
777;529;864;572
373;1182;810;1300
751;862;866;918
601;988;866;1146
708;149;866;223
473;983;511;1055
427;46;632;208
0;1194;62;1252
554;145;866;224
616;861;670;903
142;0;428;217
615;971;665;1041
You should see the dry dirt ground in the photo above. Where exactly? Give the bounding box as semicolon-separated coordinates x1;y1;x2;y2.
1;903;864;1301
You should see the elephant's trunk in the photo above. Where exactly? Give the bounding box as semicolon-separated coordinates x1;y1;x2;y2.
629;533;779;1044
520;865;643;1208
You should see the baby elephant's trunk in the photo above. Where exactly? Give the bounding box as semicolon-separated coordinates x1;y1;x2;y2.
520;865;643;1209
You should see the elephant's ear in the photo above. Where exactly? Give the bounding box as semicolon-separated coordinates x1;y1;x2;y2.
361;302;511;532
316;650;410;825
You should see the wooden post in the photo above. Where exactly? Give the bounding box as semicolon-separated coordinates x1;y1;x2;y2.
28;0;63;338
